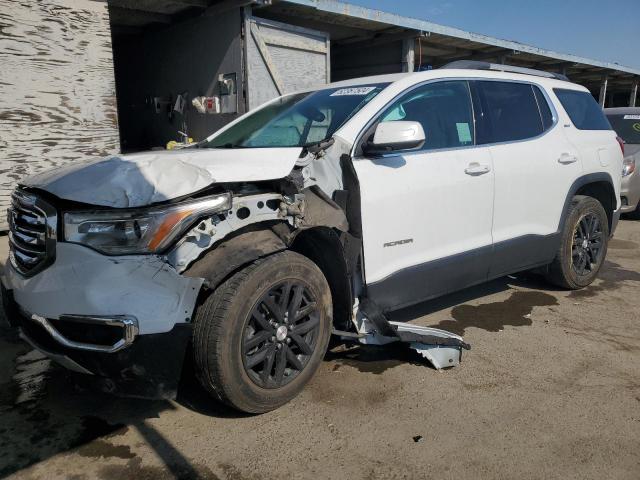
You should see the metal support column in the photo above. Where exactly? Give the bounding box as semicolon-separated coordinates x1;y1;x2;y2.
630;79;639;107
402;37;415;73
599;75;608;107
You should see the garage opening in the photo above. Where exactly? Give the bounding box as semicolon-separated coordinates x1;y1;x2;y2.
108;2;330;154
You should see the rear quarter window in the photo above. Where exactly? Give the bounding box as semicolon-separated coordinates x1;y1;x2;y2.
554;89;612;131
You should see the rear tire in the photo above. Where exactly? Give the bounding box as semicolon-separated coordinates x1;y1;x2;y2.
545;195;609;289
193;251;332;414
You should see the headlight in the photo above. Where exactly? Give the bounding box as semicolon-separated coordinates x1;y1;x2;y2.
64;194;231;254
622;157;636;177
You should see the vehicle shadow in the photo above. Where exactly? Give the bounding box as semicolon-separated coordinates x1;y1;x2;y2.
0;315;240;478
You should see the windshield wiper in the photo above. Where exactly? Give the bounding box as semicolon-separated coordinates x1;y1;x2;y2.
304;137;335;155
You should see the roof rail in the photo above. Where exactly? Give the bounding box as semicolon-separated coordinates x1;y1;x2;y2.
441;60;570;82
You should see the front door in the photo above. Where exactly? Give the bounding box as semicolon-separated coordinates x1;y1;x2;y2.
353;80;495;311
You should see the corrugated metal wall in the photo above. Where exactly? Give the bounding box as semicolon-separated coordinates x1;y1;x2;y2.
246;16;330;110
0;0;120;225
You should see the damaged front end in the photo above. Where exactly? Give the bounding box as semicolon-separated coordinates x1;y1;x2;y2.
2;82;472;404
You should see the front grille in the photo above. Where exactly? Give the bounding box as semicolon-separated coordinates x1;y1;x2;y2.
8;189;57;276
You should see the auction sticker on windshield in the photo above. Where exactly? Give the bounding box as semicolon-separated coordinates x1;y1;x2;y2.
331;87;377;96
623;114;640;120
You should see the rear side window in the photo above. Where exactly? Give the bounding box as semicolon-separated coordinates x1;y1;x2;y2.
474;81;546;144
554;89;612;130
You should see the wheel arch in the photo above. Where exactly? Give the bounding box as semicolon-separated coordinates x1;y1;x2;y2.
562;173;617;232
183;222;354;331
182;222;290;292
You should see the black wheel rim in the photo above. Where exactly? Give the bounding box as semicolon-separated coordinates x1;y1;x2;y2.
571;213;604;277
242;280;320;389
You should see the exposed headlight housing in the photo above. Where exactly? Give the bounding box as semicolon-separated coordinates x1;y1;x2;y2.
63;194;231;254
622;157;636;177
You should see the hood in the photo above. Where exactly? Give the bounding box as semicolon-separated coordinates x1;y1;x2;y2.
20;147;302;208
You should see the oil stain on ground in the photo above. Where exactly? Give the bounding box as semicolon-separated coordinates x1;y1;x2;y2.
432;290;558;336
569;261;640;299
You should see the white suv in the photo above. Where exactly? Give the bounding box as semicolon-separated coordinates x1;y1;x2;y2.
2;62;623;413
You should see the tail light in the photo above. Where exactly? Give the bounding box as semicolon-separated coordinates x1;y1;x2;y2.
616;136;625;156
623;157;636;177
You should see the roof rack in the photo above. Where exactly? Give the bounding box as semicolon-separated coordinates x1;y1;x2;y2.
441;60;570;82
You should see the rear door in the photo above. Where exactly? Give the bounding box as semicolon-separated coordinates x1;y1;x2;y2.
554;89;622;206
353;80;495;311
472;80;582;277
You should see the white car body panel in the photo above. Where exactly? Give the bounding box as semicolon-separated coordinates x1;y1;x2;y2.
4;242;202;335
489;119;583;244
21;147;303;208
355;146;494;284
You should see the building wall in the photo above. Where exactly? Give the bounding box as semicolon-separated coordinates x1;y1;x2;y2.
112;9;244;152
0;0;119;220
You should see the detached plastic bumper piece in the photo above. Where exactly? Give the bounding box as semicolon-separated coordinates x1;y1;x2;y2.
351;298;471;370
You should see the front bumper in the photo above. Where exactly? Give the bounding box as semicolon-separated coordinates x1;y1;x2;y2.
1;242;204;398
621;169;640;213
2;287;193;399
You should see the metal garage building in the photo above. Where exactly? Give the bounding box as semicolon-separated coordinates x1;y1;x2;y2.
1;0;639;227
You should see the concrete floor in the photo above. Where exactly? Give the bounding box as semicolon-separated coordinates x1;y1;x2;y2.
1;221;639;480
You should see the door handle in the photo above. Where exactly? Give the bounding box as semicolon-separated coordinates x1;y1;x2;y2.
558;153;578;164
464;163;491;175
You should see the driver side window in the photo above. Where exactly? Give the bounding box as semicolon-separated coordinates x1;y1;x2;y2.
380;80;475;151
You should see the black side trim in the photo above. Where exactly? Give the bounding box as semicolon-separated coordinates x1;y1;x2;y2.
367;244;492;312
367;232;563;313
489;232;560;278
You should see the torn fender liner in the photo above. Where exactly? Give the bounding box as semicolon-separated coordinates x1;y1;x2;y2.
20;147;303;208
297;186;349;231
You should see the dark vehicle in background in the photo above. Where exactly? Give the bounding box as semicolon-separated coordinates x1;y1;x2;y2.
605;107;640;218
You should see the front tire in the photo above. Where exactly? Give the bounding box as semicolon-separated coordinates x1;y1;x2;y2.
545;195;609;289
193;251;332;414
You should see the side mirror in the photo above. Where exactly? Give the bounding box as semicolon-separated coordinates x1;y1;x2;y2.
363;121;425;155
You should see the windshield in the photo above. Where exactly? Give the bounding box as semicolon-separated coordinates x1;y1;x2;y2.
606;114;640;144
202;84;389;149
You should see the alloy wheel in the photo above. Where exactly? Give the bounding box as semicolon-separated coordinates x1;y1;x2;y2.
571;212;604;276
242;281;320;389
